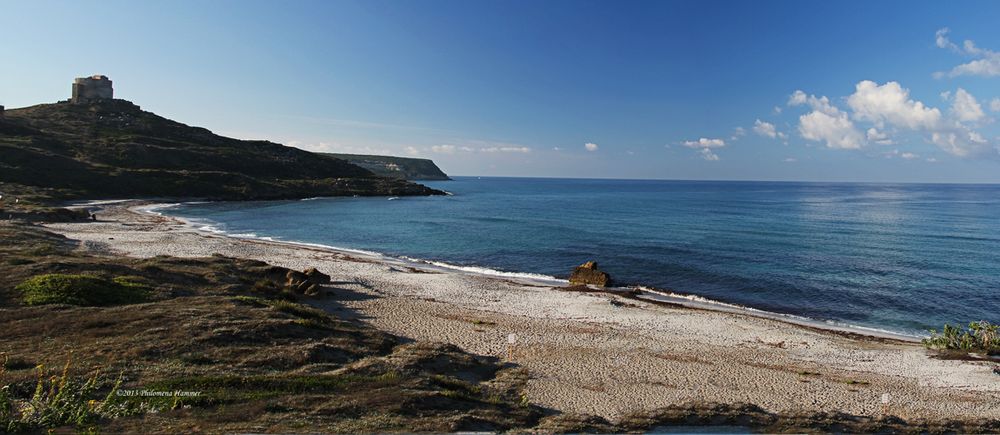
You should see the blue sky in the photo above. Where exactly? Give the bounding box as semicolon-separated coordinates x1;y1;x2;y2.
2;0;1000;182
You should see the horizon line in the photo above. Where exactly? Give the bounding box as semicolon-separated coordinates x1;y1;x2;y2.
444;174;1000;186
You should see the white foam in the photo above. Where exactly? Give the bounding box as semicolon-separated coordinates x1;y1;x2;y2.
273;240;385;257
401;257;567;284
633;286;923;341
135;203;183;216
75;199;135;206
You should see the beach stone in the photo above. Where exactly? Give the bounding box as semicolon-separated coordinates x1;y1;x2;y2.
284;267;331;296
286;270;308;287
304;284;322;298
569;261;612;287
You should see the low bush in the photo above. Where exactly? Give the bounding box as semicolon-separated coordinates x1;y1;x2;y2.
0;358;138;432
233;295;335;329
16;274;149;306
922;321;1000;356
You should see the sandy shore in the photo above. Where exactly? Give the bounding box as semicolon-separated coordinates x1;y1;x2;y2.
44;202;1000;422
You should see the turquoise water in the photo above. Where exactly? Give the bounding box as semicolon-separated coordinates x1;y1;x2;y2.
165;177;1000;336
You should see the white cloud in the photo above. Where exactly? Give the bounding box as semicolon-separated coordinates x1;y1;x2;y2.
404;146;420;156
788;80;996;157
285;141;396;156
926;157;938;163
773;106;782;114
682;138;726;148
934;28;1000;78
866;128;894;145
846;81;941;130
427;144;476;154
789;89;849;118
431;144;457;154
839;81;992;156
950;88;985;122
799;110;864;149
552;146;562;151
753;119;786;139
681;137;725;160
481;146;531;153
730;127;746;140
783;157;797;163
788;90;808;106
991;98;1000;112
790;91;864;149
882;149;919;160
930;128;989;157
584;142;599;151
935;28;956;50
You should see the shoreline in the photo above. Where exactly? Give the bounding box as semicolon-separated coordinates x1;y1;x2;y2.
44;200;1000;421
135;200;921;343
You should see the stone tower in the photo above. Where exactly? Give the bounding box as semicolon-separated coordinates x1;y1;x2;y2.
71;75;113;104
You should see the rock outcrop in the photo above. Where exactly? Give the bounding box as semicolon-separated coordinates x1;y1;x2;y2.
286;267;332;297
303;267;331;284
569;261;612;287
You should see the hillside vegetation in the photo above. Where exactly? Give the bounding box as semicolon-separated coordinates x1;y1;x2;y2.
0;100;443;201
0;221;543;433
3;220;997;433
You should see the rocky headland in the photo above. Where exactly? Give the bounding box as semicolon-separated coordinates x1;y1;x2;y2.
0;99;444;202
321;153;451;181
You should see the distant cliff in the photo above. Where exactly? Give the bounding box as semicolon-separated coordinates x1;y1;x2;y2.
0;100;444;201
321;154;450;181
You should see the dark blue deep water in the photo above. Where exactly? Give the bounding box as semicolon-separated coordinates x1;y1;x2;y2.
166;177;1000;336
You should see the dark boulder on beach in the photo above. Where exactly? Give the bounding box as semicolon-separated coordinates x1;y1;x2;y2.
569;261;612;287
304;267;331;284
283;267;332;298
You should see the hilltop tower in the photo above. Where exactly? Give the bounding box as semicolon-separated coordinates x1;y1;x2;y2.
71;75;113;104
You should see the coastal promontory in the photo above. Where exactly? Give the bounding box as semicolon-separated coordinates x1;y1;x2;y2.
0;96;444;201
321;153;451;180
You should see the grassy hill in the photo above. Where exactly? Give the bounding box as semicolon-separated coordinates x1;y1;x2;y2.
322;153;450;180
0;100;443;201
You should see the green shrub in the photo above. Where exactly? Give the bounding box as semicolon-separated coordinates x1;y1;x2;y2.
233;296;334;329
922;321;1000;356
16;274;149;306
266;299;331;323
0;358;137;432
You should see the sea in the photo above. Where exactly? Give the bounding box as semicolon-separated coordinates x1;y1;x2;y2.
159;177;1000;337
